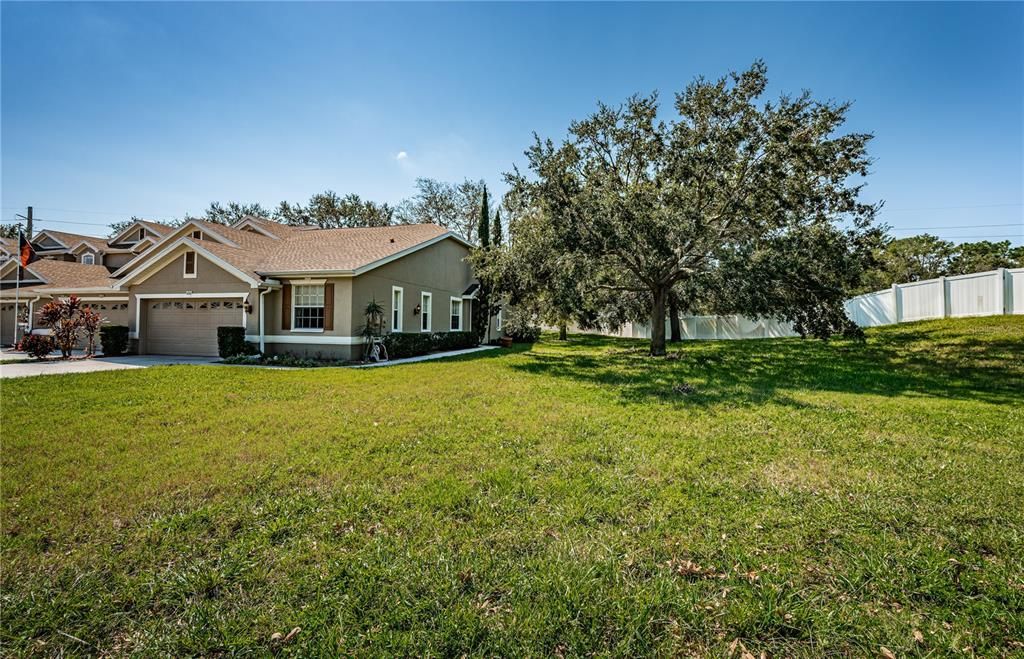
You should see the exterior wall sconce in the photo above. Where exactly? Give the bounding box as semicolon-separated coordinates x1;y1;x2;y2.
413;304;421;315
243;300;253;314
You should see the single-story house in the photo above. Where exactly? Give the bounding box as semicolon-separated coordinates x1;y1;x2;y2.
2;216;496;359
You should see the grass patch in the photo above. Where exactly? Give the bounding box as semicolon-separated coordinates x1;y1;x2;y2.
2;316;1022;656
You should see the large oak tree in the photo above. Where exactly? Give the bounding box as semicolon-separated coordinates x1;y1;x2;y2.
507;62;879;355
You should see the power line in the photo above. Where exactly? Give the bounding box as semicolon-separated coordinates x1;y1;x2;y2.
0;205;181;219
890;223;1022;231
880;202;1023;212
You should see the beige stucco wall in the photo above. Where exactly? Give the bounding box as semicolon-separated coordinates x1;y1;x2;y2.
349;238;473;336
126;249;258;340
103;253;134;270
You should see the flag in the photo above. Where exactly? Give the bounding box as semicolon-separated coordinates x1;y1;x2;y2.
18;231;38;267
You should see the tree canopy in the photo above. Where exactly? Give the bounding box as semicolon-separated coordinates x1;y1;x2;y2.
397;178;487;242
503;61;880;355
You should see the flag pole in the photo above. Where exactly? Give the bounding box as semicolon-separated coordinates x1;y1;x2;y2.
13;255;22;346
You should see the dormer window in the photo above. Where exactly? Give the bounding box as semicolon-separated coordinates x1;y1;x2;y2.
183;251;197;278
191;230;203;240
81;253;95;265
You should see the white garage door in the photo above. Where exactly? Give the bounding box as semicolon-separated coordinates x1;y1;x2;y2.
144;298;243;356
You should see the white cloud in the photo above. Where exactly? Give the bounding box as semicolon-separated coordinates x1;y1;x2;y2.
395;151;408;161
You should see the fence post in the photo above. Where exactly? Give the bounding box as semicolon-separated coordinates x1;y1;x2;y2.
998;268;1008;315
940;276;949;318
892;283;902;323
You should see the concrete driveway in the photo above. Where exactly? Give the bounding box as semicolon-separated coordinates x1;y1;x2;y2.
0;354;219;379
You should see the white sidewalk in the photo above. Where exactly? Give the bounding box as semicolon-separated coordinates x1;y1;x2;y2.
351;345;499;368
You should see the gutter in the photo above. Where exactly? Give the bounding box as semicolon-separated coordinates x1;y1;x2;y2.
257;280;281;354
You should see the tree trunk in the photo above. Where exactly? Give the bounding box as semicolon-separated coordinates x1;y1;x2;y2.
669;293;682;343
558;321;568;341
650;286;668;356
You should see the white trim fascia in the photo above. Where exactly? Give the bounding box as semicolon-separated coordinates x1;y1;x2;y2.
136;292;248;299
115;238;260;289
246;334;364;346
0;259;48;283
282;277;327;285
110;221;240;278
231;217;280;239
31;230;72;249
109;222;151;246
33;286;118;295
69;242;106;255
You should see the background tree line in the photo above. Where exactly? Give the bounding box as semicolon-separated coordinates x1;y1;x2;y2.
856;234;1023;293
97;178;504;245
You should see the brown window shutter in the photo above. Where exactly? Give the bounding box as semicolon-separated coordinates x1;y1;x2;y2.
324;283;334;331
281;284;291;330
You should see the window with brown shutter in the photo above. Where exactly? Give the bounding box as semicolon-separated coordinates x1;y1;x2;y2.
281;284;291;330
324;283;334;331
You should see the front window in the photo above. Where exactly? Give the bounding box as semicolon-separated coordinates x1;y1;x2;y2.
450;298;463;331
496;309;503;331
81;253;95;265
183;251;197;278
292;284;325;330
420;292;432;332
391;286;403;332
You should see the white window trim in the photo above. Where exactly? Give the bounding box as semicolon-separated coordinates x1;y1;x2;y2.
183;251;197;279
81;253;96;265
496;309;503;331
450;296;463;331
191;230;204;240
391;286;404;332
420;292;432;332
291;283;326;333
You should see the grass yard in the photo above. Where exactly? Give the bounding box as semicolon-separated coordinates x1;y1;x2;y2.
1;316;1022;656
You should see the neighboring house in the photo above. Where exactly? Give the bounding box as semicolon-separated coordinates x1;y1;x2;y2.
28;220;174;271
2;216;494;358
0;259;128;345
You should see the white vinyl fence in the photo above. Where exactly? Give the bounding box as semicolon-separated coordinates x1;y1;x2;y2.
603;267;1024;341
845;267;1023;327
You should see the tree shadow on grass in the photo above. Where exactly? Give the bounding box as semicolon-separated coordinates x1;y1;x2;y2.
507;320;1024;409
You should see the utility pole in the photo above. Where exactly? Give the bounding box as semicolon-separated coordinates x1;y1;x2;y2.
14;206;33;239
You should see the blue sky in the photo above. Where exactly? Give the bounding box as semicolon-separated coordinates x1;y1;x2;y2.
2;2;1021;244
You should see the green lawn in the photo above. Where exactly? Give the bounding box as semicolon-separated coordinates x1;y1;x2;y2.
2;317;1022;656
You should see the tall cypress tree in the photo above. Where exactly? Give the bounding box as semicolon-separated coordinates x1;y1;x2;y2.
477;185;490;248
491;208;503;247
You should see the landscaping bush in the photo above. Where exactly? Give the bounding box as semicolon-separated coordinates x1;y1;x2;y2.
501;308;542;343
99;325;130;356
382;331;478;359
217;326;257;358
16;334;54;360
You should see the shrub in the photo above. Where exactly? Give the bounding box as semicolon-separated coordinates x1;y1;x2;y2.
501;308;542;343
79;306;102;356
381;331;478;360
217;326;257;358
38;295;85;358
17;333;54;359
383;332;434;359
99;325;130;356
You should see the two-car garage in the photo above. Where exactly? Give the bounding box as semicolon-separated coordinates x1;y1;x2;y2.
142;297;244;356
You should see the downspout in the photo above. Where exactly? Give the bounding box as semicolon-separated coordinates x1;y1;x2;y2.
27;296;41;335
259;286;272;354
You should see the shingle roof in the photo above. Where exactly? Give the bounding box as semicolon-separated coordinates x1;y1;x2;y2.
29;260;117;289
136;220;174;236
34;230;108;253
188;221;456;277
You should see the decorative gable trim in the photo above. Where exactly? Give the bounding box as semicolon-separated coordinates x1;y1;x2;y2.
109;220;241;278
114;237;261;289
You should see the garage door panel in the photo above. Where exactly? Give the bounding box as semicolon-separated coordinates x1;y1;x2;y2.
145;298;242;356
